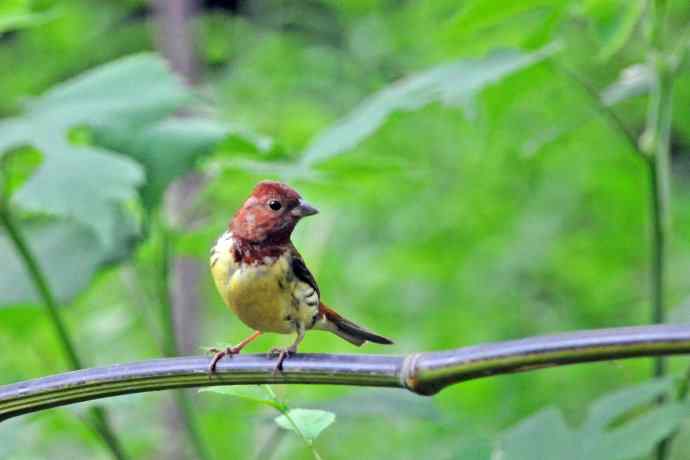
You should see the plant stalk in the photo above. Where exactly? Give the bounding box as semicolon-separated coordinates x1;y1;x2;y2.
262;385;323;460
648;155;669;380
0;210;81;369
278;409;323;460
0;208;128;460
3;325;690;420
643;1;674;459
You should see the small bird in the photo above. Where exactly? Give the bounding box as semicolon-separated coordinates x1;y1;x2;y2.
208;180;393;373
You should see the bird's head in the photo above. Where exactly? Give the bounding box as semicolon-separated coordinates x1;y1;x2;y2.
231;181;319;243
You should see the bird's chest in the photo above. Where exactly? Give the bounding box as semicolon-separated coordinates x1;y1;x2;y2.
210;233;319;334
226;257;295;333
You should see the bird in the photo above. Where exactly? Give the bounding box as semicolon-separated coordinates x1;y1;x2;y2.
208;180;393;374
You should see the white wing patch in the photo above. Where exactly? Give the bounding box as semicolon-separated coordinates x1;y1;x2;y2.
209;231;238;289
210;231;233;266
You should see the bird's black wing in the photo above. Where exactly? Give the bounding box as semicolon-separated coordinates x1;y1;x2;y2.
291;251;320;298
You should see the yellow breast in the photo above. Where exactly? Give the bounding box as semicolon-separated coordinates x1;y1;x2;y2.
210;232;295;334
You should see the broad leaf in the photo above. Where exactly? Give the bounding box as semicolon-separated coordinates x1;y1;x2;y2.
495;379;687;460
0;216;137;306
0;0;58;33
0;119;29;154
299;43;559;166
522;63;651;156
12;140;142;247
28;53;188;126
588;403;687;459
0;146;42;201
274;409;336;442
449;0;568;39
584;377;674;431
495;408;579;460
1;53;191;244
93;118;272;209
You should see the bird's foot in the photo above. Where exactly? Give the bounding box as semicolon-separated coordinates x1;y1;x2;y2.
268;345;297;376
207;346;242;375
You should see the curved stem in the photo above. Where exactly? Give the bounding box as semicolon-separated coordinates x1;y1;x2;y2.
157;222;178;357
0;210;82;369
2;325;690;420
643;1;674;459
648;156;668;379
0;209;128;460
279;409;323;460
261;385;323;460
644;42;674;383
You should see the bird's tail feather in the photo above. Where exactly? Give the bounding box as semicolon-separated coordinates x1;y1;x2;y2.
317;303;394;346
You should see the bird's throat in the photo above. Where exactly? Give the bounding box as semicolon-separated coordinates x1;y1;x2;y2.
232;236;291;265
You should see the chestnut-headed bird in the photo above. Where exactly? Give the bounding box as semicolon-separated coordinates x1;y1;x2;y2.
208;181;393;373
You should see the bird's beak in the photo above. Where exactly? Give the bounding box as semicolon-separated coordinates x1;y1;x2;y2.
292;199;319;218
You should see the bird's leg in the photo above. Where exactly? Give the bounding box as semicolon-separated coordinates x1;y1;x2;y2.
269;325;305;375
208;330;262;374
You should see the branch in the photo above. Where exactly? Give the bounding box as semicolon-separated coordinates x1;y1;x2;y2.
644;1;674;458
3;324;690;421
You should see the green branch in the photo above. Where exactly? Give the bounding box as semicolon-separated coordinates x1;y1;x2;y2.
643;1;678;458
0;210;82;369
0;208;129;460
2;325;690;420
643;17;674;380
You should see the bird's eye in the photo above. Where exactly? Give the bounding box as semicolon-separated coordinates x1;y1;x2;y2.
268;200;282;211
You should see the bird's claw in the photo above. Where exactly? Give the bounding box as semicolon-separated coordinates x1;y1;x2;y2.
207;346;241;375
268;346;297;376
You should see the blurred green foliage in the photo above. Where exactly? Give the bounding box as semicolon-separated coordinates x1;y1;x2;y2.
1;0;690;459
496;378;689;459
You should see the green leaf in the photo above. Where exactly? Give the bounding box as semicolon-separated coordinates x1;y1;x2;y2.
93;117;272;209
0;216;137;306
274;409;336;443
0;0;58;33
495;379;689;460
0;118;29;154
12;141;143;247
584;377;674;431
1;53;191;244
30;53;188;126
495;408;579;460
449;0;568;39
299;43;559;166
0;146;42;201
199;386;282;410
589;403;688;459
523;63;650;157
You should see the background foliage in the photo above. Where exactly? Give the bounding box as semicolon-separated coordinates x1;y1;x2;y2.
1;0;690;459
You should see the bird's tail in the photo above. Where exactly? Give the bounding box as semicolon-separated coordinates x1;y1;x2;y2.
316;302;394;346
